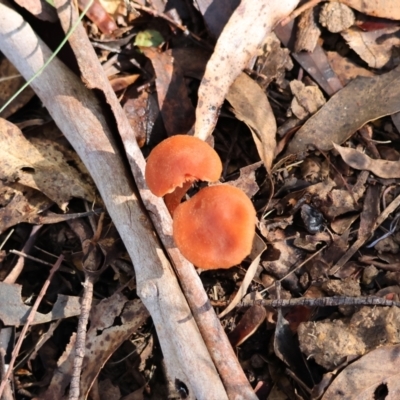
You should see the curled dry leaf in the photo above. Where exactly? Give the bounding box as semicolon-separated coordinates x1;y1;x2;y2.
336;0;400;20
0;118;95;210
286;65;400;155
322;344;400;399
228;304;267;347
0;181;52;234
194;0;299;141
341;26;400;69
334;143;400;179
326;51;374;86
226;73;277;171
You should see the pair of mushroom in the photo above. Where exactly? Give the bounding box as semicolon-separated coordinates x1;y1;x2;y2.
145;135;256;270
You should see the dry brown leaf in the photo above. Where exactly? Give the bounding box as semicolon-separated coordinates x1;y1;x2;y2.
0;56;35;118
286;65;400;155
41;333;76;400
228;304;266;347
194;0;299;141
326;51;374;86
322;344;400;399
336;0;400;20
0;181;52;234
334;143;400;179
0;282;82;326
341;26;400;69
81;296;149;397
226;73;276;171
0;118;95;210
225;162;262;198
109;74;139;92
142;47;195;136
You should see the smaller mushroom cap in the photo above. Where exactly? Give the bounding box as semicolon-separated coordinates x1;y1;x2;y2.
145;135;222;197
173;185;256;269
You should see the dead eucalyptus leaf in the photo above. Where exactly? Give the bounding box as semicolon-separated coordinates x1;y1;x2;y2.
226;73;276;171
0;118;95;210
142;48;195;136
336;0;400;20
0;56;35;118
0;181;52;234
228;304;266;347
194;0;299;141
286;65;400;155
334;143;400;179
219;233;266;318
326;51;374;86
341;26;400;69
322;344;400;399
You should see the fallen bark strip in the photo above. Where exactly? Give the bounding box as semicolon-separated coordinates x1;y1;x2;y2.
53;2;258;399
0;2;228;399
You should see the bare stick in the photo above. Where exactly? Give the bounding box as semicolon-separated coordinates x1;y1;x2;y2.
0;255;63;398
68;275;94;400
54;2;254;398
4;225;42;284
238;296;400;308
0;4;229;399
68;214;104;400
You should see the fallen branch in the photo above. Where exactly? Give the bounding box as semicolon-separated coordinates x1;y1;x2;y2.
54;2;257;399
0;2;229;398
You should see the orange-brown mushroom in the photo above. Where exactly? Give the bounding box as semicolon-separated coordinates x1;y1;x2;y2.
173;185;256;269
145;135;222;214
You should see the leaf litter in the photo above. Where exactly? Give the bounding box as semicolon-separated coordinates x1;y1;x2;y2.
3;0;400;398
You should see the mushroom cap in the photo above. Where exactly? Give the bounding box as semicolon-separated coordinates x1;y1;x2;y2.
145;135;222;197
173;185;256;269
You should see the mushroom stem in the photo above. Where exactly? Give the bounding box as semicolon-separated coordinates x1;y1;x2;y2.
164;181;192;215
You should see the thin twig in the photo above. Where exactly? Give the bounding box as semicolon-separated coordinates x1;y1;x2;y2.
68;213;104;400
68;274;94;400
238;295;400;308
0;255;63;398
4;225;43;284
8;250;74;274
